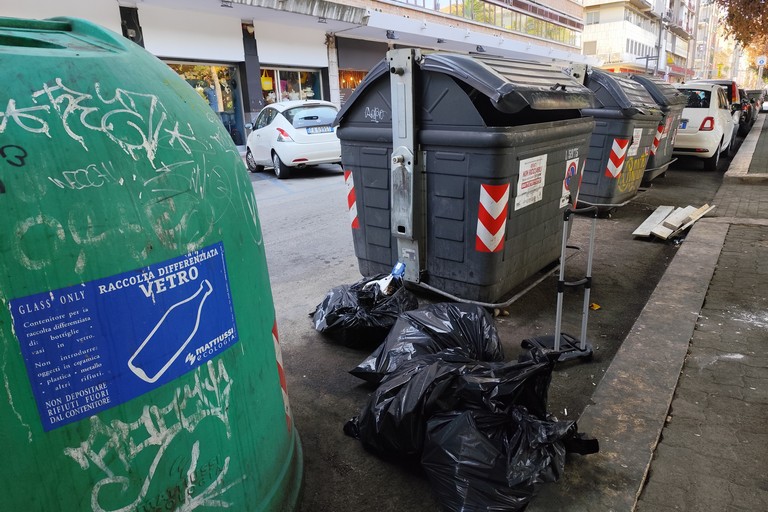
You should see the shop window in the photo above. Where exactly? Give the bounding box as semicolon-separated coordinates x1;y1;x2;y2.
166;63;244;145
261;68;322;105
338;69;368;106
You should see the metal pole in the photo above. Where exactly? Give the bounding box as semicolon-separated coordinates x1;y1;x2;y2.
655;17;664;75
579;213;598;349
553;210;571;352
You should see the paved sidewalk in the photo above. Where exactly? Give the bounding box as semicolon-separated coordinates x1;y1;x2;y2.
636;222;768;511
636;116;768;510
529;115;768;510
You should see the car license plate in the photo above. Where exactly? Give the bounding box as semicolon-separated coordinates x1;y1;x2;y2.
307;126;333;134
679;120;687;129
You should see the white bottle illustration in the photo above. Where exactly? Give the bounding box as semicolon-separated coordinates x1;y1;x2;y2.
128;279;213;383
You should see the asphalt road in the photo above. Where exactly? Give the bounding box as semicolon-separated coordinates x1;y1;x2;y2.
247;148;734;511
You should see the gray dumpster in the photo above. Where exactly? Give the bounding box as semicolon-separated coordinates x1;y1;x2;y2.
578;69;663;209
335;50;597;304
624;73;687;184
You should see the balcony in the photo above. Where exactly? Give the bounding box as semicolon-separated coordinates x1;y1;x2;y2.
629;0;653;11
667;18;693;39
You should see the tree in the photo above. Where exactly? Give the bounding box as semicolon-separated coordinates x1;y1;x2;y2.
715;0;768;47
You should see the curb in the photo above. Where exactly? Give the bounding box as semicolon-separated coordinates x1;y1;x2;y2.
527;219;729;511
724;114;768;183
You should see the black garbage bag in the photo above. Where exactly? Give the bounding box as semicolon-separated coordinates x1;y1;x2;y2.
421;407;583;512
310;274;418;346
350;303;504;384
344;348;556;457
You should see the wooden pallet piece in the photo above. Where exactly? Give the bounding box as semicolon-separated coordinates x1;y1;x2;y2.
670;204;716;238
632;205;675;237
651;224;675;240
682;203;712;224
662;205;697;230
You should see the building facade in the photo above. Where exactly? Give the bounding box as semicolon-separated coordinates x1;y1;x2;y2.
582;0;697;81
5;0;592;150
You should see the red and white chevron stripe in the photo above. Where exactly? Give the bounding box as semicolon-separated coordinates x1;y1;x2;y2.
476;183;510;253
650;124;664;156
605;138;630;178
344;170;359;229
272;320;292;432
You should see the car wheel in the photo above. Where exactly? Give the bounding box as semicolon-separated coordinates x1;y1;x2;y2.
245;149;263;173
272;152;292;179
738;122;749;137
704;140;720;171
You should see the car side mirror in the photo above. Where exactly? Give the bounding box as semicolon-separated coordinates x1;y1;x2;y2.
245;123;253;130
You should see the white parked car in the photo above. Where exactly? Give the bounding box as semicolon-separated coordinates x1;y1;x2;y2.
673;83;736;171
245;100;342;179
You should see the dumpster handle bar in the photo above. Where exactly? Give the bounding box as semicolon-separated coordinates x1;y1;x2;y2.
577;187;647;209
410;246;582;310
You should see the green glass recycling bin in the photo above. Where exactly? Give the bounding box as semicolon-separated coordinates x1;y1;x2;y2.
0;17;302;511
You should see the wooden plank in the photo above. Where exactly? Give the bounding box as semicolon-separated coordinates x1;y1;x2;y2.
662;205;697;230
632;205;675;237
671;205;717;238
682;203;711;224
651;224;675;240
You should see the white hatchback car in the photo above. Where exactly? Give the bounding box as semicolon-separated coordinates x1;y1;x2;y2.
245;100;341;179
673;83;736;171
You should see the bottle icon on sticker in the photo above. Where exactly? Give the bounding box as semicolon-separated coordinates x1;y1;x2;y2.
128;279;213;383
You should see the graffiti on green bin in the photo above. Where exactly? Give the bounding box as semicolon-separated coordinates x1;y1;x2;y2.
64;360;246;512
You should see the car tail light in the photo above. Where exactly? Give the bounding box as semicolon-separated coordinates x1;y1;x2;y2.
276;128;294;142
699;117;715;131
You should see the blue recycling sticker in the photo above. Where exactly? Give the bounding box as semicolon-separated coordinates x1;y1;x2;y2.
9;242;238;431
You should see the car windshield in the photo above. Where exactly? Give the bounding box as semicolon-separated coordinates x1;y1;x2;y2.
283;105;338;128
680;89;711;108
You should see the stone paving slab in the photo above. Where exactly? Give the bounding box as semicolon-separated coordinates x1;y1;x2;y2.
725;113;768;182
712;182;768;219
636;224;768;511
749;114;768;175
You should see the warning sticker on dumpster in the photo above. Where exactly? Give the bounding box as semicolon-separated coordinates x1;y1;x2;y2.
561;158;579;208
515;154;547;210
8;242;238;431
662;116;673;138
628;128;644;157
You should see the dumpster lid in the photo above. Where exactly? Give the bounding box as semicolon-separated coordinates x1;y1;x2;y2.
585;68;661;116
418;52;597;113
623;73;687;107
335;50;597;124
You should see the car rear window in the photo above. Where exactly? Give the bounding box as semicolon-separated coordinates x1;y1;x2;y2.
680;89;711;108
283;105;338;128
